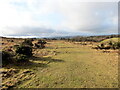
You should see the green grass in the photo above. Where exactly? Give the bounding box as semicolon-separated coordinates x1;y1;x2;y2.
4;41;118;88
101;38;120;44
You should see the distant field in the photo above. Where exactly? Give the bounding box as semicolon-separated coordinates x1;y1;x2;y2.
1;39;118;88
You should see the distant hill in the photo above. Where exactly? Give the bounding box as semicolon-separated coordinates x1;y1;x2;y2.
101;38;120;44
67;34;120;42
1;34;120;42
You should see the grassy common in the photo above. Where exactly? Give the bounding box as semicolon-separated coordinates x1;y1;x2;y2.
1;37;119;89
101;38;119;43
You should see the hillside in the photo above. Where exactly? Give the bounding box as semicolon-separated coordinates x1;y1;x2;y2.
101;38;120;43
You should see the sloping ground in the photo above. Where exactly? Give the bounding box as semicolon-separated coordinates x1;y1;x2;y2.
101;38;120;44
2;41;118;88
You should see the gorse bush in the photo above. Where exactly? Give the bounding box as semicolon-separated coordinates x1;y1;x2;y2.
2;39;34;66
2;48;31;66
15;45;32;57
34;43;40;48
97;41;120;50
22;39;33;46
13;40;33;63
13;45;19;49
36;40;47;48
116;42;120;48
37;40;47;44
112;42;120;49
14;54;28;63
2;51;12;65
109;41;113;46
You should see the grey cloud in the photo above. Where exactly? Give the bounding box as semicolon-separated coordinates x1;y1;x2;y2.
0;1;118;37
3;26;73;37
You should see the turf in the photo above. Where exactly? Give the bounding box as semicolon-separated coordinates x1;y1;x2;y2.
3;40;118;88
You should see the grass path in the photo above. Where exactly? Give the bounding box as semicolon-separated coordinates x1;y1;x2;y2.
17;41;118;88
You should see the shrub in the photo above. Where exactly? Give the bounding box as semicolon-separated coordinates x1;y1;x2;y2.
13;45;19;49
37;40;47;48
15;45;32;57
2;51;12;65
109;41;113;46
14;54;28;63
112;42;120;49
116;42;120;48
37;40;47;44
29;38;34;41
11;40;14;42
34;43;40;48
96;41;120;50
22;39;33;46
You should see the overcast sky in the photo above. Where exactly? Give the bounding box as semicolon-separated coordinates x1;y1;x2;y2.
0;0;118;38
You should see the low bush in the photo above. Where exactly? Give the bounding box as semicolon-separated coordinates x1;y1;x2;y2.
109;41;113;46
22;39;33;46
2;51;12;65
14;54;28;63
2;43;33;66
15;45;32;57
34;43;40;48
96;41;120;50
37;40;47;48
13;45;19;49
112;42;120;49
